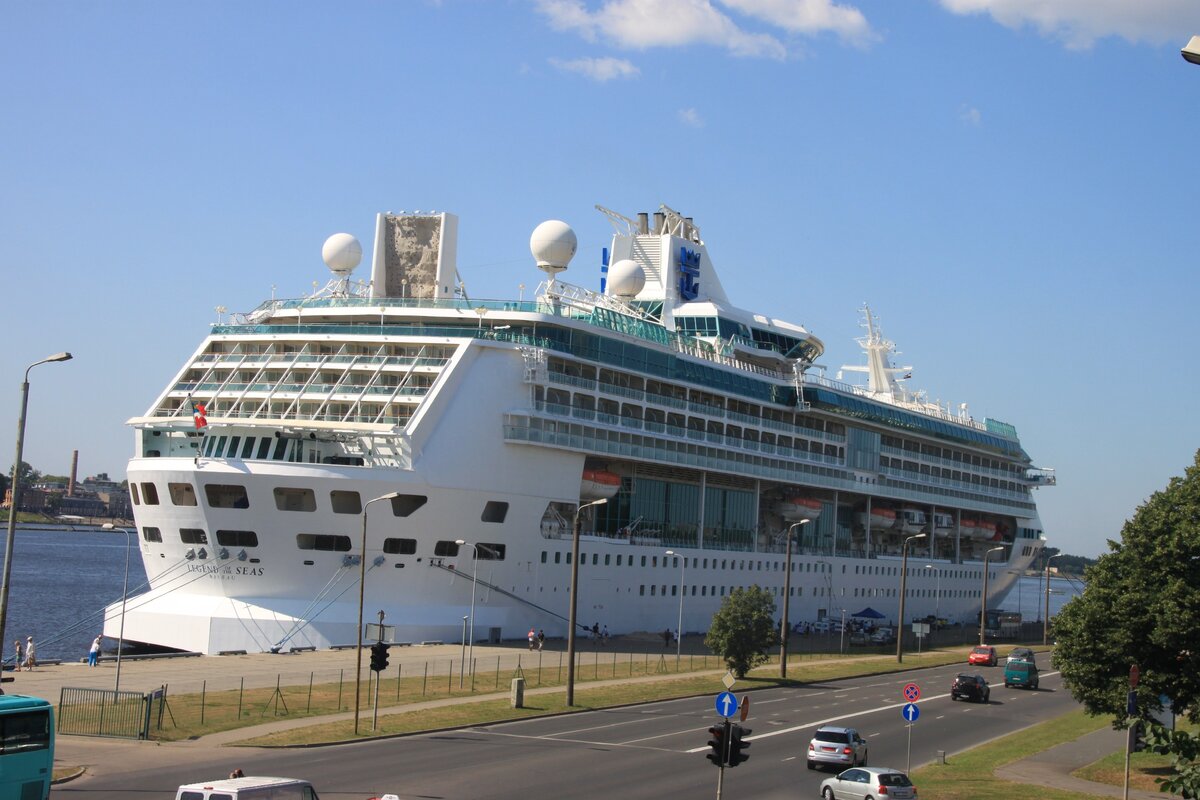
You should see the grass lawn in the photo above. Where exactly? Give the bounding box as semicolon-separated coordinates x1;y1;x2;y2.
912;709;1111;800
1073;719;1196;794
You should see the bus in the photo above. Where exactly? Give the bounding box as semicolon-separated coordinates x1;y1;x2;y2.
0;693;55;800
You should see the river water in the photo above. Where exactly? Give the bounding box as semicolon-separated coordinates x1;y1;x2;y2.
0;527;1083;663
1;528;147;663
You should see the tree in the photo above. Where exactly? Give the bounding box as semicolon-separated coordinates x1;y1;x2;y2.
1053;449;1200;798
704;585;779;678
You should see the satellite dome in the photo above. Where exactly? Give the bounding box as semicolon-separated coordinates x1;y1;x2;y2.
607;259;645;298
529;220;577;274
322;233;362;277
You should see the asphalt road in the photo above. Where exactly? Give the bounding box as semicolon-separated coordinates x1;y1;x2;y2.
57;660;1077;800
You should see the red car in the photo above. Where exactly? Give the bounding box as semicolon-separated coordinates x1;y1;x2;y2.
968;645;997;666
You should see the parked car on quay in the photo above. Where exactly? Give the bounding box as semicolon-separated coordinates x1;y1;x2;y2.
870;628;895;644
950;673;991;703
968;645;997;666
811;620;835;634
808;725;869;770
819;767;916;800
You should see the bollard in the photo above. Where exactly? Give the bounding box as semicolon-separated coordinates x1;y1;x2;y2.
937;750;946;764
511;677;526;708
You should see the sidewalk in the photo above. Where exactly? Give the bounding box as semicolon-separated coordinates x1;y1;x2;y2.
997;726;1176;799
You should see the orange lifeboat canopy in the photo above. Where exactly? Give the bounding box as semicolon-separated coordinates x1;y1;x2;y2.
776;497;823;522
580;469;621;501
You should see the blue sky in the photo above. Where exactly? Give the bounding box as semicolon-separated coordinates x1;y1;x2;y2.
2;1;1198;558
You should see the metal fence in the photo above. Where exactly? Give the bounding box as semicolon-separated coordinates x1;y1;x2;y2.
57;686;165;739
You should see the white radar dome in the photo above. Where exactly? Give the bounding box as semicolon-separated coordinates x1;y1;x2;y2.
322;233;362;276
607;259;645;298
529;220;577;274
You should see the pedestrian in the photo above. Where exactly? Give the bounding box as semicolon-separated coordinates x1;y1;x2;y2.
591;622;600;642
527;627;536;651
12;639;21;672
662;628;671;648
536;629;545;651
601;625;609;645
23;636;36;670
88;635;102;667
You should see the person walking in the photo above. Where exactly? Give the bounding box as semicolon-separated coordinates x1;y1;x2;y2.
12;640;22;672
23;636;36;670
536;629;545;651
527;627;536;651
88;635;102;667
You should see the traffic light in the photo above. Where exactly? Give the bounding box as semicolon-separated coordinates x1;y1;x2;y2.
728;724;751;767
369;641;390;672
706;723;728;767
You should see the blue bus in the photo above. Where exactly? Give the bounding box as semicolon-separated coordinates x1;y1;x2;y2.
0;693;55;800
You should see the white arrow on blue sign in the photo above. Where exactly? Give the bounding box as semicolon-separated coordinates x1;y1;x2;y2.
716;691;738;718
902;703;920;722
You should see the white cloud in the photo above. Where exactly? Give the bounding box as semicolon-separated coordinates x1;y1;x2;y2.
678;107;705;127
719;0;872;45
536;0;814;59
938;0;1198;49
549;56;641;81
959;105;982;126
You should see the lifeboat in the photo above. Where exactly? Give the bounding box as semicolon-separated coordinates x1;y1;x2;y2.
932;512;955;532
580;469;621;501
774;497;823;522
856;507;897;531
959;518;989;539
978;520;998;541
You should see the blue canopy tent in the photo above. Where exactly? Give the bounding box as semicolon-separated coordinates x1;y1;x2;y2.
852;607;886;619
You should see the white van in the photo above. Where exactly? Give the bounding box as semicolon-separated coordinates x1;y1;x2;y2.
176;776;320;800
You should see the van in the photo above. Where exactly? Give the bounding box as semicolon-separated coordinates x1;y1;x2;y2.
176;776;320;800
1003;659;1039;690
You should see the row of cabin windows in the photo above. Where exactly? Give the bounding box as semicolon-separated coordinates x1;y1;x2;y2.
138;527;505;560
131;482;510;524
140;528;258;547
538;551;834;572
636;583;840;598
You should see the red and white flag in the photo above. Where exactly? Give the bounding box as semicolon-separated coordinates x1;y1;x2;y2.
192;401;208;429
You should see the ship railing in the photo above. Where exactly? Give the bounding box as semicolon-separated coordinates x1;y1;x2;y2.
801;372;992;434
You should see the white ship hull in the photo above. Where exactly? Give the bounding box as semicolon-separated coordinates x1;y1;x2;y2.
108;204;1053;654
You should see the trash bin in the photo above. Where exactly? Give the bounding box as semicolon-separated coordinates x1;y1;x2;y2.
511;677;525;708
489;627;502;644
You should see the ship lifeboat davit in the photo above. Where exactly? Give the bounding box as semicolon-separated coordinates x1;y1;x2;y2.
856;507;897;531
774;497;823;522
580;469;621;501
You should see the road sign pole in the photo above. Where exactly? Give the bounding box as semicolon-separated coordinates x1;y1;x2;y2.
907;721;912;772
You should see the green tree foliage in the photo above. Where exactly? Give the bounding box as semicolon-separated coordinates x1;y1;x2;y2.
704;585;778;678
1053;450;1200;798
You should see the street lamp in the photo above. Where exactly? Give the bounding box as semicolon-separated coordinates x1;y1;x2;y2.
896;533;926;663
1183;35;1200;65
924;565;941;626
0;352;72;654
1043;552;1062;646
354;491;401;735
566;497;607;707
101;523;134;694
665;549;686;666
454;539;482;688
779;519;810;678
979;545;1005;646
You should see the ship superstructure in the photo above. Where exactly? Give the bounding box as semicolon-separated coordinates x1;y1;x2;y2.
109;205;1055;654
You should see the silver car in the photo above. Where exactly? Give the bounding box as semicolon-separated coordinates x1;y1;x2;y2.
807;725;868;770
819;767;916;800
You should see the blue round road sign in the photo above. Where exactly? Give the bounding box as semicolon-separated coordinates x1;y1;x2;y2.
902;703;920;722
716;691;738;718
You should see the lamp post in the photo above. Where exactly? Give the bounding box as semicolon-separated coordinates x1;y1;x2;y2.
101;523;134;694
779;519;810;678
664;550;686;666
566;497;607;707
979;545;1005;646
354;491;400;735
0;352;72;654
925;564;941;625
1043;552;1062;646
454;539;482;688
896;533;926;663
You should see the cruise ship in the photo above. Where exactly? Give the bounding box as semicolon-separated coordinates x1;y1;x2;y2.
108;204;1055;654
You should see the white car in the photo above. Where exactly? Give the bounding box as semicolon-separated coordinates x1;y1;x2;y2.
811;620;835;634
807;725;868;770
819;767;916;800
